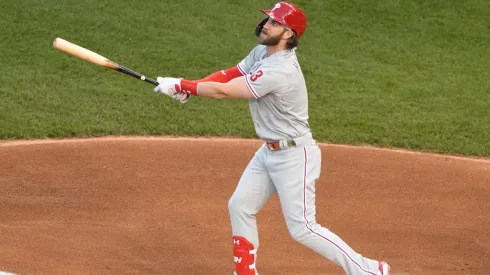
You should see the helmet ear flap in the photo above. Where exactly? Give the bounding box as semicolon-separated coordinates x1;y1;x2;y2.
255;17;268;37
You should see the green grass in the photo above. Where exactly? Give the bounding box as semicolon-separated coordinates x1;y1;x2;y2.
0;0;489;156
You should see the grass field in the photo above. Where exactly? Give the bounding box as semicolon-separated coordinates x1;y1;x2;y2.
1;0;489;156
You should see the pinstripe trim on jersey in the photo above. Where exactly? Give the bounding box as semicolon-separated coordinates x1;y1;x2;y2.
301;148;377;275
237;64;246;75
244;76;260;99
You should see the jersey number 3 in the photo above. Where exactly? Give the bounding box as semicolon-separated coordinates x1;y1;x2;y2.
250;70;263;82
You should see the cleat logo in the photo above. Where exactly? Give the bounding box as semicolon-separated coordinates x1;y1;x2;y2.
234;256;242;263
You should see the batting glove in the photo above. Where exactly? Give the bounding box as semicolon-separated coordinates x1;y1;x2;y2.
154;77;191;104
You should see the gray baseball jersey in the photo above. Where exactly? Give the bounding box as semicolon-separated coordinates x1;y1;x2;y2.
237;45;310;141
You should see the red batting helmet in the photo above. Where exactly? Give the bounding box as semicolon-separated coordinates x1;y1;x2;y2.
255;2;308;39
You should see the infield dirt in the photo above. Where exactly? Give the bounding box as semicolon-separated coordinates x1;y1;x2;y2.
1;137;488;275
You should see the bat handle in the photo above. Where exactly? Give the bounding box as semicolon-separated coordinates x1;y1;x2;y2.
116;63;191;101
116;64;159;86
145;77;159;86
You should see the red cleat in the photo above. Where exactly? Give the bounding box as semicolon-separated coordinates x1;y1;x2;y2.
378;261;391;275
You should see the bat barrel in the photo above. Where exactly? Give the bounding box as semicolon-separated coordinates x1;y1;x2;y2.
53;37;160;87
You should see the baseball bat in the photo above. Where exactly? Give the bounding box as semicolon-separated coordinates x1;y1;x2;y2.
52;37;158;86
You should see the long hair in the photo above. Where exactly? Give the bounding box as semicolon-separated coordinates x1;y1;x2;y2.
286;31;298;49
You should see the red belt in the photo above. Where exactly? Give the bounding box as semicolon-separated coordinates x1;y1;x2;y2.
266;140;296;151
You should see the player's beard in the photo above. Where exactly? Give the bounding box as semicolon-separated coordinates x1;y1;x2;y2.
258;29;287;46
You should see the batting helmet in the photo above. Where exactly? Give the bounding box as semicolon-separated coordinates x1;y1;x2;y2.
255;2;308;39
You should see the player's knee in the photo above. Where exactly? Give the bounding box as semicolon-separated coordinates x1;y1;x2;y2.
288;221;320;244
288;226;309;243
228;194;248;216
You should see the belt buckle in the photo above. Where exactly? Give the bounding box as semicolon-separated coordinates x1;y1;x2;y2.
266;142;280;151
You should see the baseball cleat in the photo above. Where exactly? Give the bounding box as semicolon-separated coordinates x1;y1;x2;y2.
378;261;391;275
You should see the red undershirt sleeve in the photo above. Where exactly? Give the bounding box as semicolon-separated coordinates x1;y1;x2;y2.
194;66;244;83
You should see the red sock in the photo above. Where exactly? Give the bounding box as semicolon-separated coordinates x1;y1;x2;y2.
232;236;257;275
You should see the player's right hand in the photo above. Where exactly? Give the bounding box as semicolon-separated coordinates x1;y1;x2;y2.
154;77;191;104
172;92;191;104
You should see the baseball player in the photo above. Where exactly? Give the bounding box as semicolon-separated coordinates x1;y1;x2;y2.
153;2;391;275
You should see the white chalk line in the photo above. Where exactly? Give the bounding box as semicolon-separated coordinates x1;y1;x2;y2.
1;135;489;163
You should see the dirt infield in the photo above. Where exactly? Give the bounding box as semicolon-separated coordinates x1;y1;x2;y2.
0;137;489;275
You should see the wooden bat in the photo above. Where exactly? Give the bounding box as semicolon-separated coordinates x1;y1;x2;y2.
52;37;158;86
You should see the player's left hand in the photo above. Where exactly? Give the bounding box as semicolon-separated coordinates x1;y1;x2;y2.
154;77;191;104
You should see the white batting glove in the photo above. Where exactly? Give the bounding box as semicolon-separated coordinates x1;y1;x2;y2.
154;77;191;104
172;91;191;104
154;77;180;96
